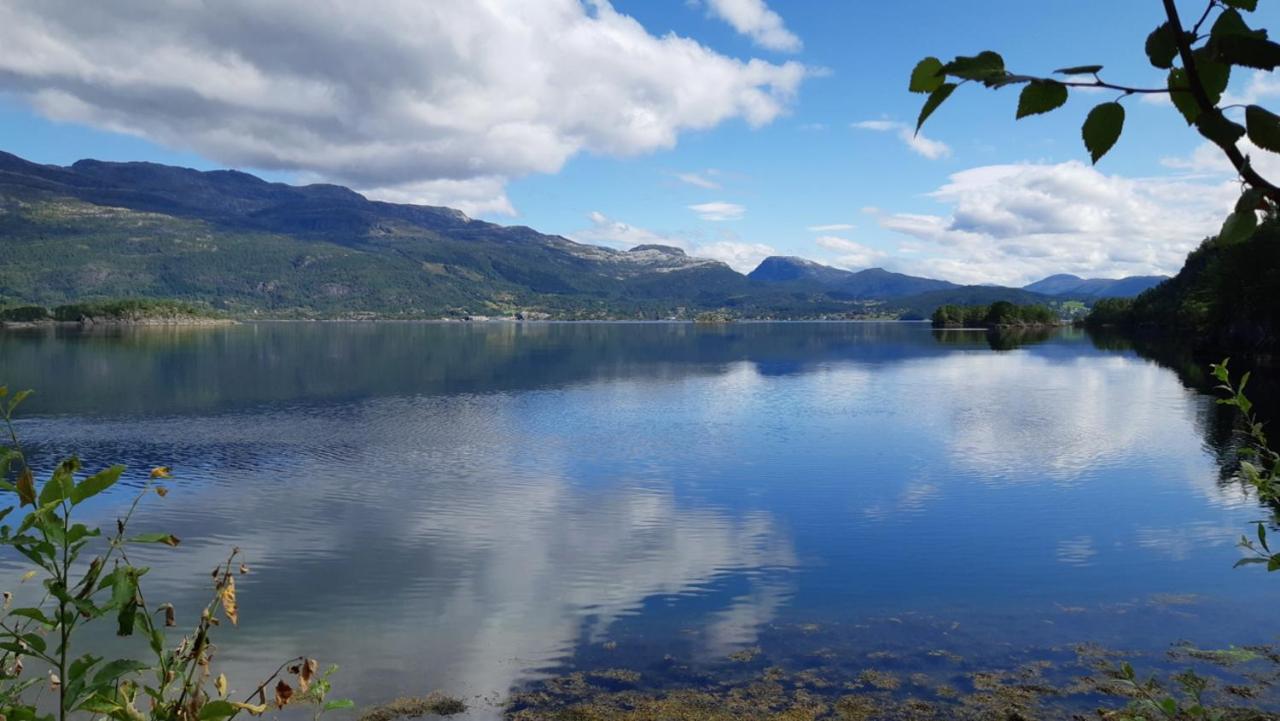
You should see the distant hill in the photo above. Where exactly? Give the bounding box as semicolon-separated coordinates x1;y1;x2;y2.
0;150;1164;319
0;150;778;318
1023;273;1167;299
748;256;957;299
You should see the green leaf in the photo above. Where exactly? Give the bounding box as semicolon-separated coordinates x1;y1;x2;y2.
1169;68;1201;125
8;389;33;415
1016;80;1068;119
1216;35;1280;69
1246;104;1280;152
1219;210;1258;245
90;658;149;686
1269;555;1280;572
1082;102;1125;164
324;700;356;711
916;82;956;132
1196;110;1246;146
70;465;123;505
111;569;139;637
1193;49;1231;104
1223;0;1258;10
1054;65;1102;75
128;533;181;547
198;700;239;721
1146;22;1179;69
1236;187;1264;212
1258;522;1268;551
909;57;944;93
1210;8;1265;41
8;607;55;627
941;51;1005;84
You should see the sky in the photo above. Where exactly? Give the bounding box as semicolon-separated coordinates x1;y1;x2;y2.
1;0;1278;285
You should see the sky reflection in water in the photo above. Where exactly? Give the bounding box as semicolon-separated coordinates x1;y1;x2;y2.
0;322;1271;715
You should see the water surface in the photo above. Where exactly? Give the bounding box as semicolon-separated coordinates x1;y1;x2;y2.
0;322;1274;716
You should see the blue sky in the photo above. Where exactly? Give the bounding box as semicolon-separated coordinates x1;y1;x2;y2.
1;0;1276;284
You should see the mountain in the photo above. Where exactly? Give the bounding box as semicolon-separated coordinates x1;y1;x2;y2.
1023;273;1167;299
748;256;958;299
0;150;794;318
0;150;1155;320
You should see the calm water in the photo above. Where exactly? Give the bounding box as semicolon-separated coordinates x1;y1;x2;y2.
0;322;1275;716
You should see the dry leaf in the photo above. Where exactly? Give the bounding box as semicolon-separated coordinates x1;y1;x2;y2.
19;571;35;583
273;680;293;709
299;659;317;692
16;468;34;507
149;466;172;479
239;563;249;575
48;672;60;691
220;575;238;625
162;604;176;627
232;702;267;716
215;673;228;698
155;486;168;497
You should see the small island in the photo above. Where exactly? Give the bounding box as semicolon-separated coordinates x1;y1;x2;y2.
930;301;1060;329
0;298;232;329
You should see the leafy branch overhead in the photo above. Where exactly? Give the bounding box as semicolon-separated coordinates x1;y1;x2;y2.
910;0;1280;244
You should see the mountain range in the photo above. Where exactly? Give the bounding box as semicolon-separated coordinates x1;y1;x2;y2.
0;151;1166;319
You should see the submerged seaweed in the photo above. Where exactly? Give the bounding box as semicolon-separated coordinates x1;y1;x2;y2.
503;615;1280;720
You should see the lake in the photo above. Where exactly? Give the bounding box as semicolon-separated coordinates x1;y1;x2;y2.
0;321;1276;718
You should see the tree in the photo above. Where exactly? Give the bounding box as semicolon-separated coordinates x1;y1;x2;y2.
912;0;1279;245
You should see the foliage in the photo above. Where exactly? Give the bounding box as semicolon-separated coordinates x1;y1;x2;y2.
1083;298;1137;327
1211;360;1280;571
1082;215;1280;349
0;386;349;721
1106;663;1223;721
930;302;1058;328
0;307;51;323
50;300;223;323
912;0;1280;236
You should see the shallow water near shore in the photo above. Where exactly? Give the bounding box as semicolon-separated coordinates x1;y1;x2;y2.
0;321;1277;718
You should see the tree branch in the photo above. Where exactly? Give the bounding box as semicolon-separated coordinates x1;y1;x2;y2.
1162;0;1280;204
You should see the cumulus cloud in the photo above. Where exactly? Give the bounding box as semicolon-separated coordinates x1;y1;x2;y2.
852;119;951;159
807;223;854;232
689;201;746;221
696;0;802;52
814;235;885;269
572;211;773;272
675;170;723;189
871;161;1237;285
0;0;808;213
1222;69;1280;106
696;240;776;271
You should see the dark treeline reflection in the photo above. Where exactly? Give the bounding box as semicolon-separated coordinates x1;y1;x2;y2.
932;326;1062;351
1;321;1080;416
1086;327;1279;493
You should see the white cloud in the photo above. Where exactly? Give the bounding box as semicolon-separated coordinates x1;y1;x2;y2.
814;235;885;270
873;160;1236;285
675;170;722;189
697;240;775;271
689;201;746;221
1222;69;1280;106
0;0;808;214
1162;136;1280;182
355;176;515;217
852;119;951;160
573;211;772;272
697;0;802;52
807;223;854;232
